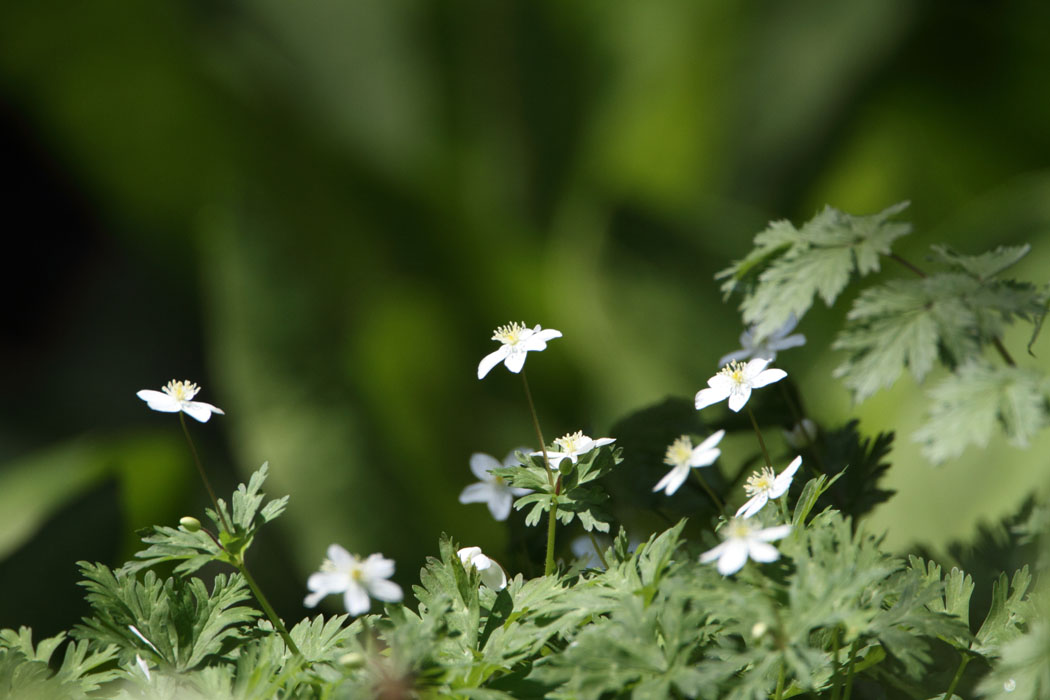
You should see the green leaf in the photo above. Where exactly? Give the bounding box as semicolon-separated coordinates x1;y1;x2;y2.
930;243;1031;281
973;567;1034;658
718;202;911;338
913;363;1050;463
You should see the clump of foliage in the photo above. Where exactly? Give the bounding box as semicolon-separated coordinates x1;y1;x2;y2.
2;203;1047;698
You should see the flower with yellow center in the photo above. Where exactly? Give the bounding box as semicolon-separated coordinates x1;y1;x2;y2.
535;430;616;470
652;430;725;496
304;545;403;615
694;358;787;413
700;518;791;575
477;322;562;379
736;456;803;518
459;449;532;521
136;380;225;423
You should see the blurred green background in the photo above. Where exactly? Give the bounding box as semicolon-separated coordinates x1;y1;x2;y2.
2;0;1050;636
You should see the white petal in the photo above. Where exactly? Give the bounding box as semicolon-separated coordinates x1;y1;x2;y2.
750;368;787;389
457;546;482;564
736;494;767;519
743;358;771;376
699;542;726;564
694;429;726;453
592;437;616;448
716;540;750;575
478;347;509;379
327;544;353;568
653;465;688;495
303;589;327;608
503;351;528;373
695;387;728;410
343;583;371;615
182;401;221;423
546;452;568;469
469;453;502;480
769;456;802;498
727;388;751;412
307;571;348;595
532;328;563;343
747;541;781;564
755;524;792;542
489;492;513;521
480;563;508;591
707;374;735;392
137;390;181;413
459;482;495;505
363;553;395;580
368;578;403;604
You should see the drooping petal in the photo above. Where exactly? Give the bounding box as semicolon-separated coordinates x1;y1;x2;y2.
469;453;502;480
503;350;528;374
726;387;752;412
716;540;750;575
368;578;404;604
747;541;781;564
343;583;371;615
736;493;767;519
477;346;510;379
182;401;219;423
489;492;513;521
479;562;508;590
459;482;495;505
136;390;181;412
695;386;729;410
653;466;689;496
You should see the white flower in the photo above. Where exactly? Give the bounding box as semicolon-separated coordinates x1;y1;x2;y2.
652;430;726;496
136;380;225;423
717;314;806;367
694;358;787;413
534;431;615;470
735;456;802;518
304;545;403;615
478;322;562;379
457;546;508;590
458;450;532;521
700;519;792;575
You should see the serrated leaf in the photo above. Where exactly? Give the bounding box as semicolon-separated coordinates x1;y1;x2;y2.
973;567;1033;657
718;202;911;338
914;363;1050;463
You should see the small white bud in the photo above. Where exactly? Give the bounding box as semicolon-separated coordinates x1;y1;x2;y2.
179;516;201;532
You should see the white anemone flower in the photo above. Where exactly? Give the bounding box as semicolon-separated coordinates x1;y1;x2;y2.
652;430;726;496
478;322;562;379
700;519;792;575
457;546;508;590
459;449;532;521
694;358;787;413
304;545;403;615
717;314;806;367
136;380;225;423
735;456;803;518
534;431;615;470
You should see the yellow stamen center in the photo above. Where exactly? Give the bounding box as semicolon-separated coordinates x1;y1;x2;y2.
719;360;747;385
664;436;694;467
744;467;776;497
492;322;527;345
554;431;585;453
163;380;200;402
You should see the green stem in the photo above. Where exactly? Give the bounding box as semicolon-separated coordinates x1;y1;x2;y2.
841;639;861;700
777;384;824;477
586;531;608;569
745;404;773;467
179;413;232;534
692;470;725;512
942;652;971;700
521;371;559;576
236;557;302;657
773;660;786;700
830;626;842;700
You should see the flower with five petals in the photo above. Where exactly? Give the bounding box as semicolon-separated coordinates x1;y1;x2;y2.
478;322;562;379
459;450;532;521
735;456;802;518
652;430;725;496
136;380;225;423
694;359;787;413
304;545;403;615
533;431;615;470
700;519;792;575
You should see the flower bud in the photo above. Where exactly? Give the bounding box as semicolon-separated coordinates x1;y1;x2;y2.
338;652;365;669
179;516;201;532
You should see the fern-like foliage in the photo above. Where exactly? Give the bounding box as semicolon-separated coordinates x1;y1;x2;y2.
73;563;258;672
0;627;119;699
125;462;288;575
